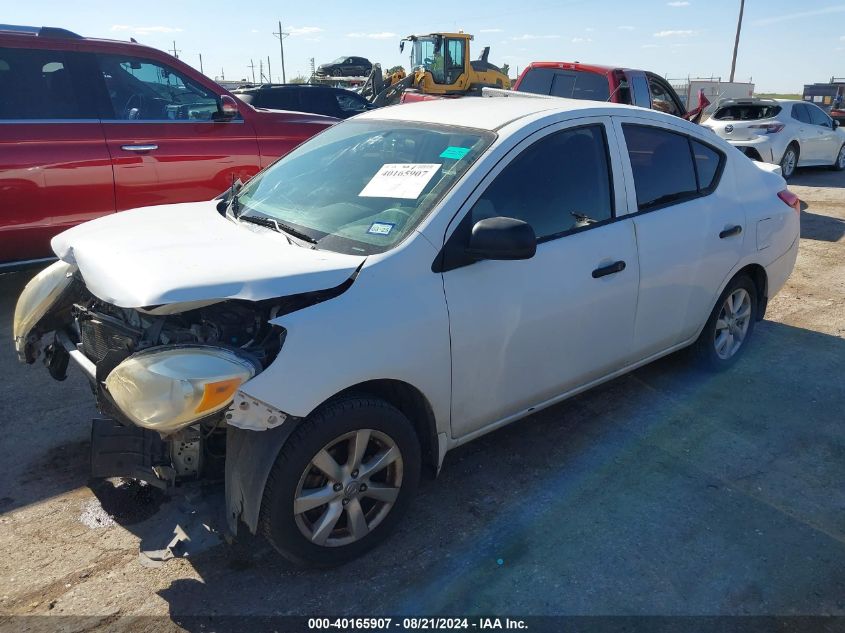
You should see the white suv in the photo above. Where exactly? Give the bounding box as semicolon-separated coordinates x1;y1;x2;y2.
703;98;845;179
14;96;800;566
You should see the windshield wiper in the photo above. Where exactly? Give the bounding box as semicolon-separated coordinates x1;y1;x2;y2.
239;213;318;244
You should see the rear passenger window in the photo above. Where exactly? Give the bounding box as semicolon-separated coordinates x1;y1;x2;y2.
791;104;811;124
623;125;724;211
0;48;96;119
470;125;613;240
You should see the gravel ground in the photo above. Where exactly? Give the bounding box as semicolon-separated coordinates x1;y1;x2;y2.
0;167;843;632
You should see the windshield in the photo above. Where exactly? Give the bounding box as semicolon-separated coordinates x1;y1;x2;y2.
235;120;495;255
331;57;347;64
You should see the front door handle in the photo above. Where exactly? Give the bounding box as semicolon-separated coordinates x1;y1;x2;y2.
120;144;158;152
719;225;742;239
592;260;626;278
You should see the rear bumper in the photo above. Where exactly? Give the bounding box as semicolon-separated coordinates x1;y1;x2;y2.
723;137;776;163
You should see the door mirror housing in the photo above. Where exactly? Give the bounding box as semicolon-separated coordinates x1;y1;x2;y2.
465;217;536;261
216;95;240;120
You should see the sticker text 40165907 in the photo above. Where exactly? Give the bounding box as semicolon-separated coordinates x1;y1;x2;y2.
359;164;441;200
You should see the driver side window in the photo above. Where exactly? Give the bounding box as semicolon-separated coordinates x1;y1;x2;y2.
97;55;219;121
470;124;614;241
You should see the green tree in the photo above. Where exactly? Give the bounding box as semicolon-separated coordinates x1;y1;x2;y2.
289;75;308;84
501;63;510;77
387;65;405;75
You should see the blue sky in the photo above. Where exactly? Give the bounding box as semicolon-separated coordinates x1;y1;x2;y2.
5;0;844;92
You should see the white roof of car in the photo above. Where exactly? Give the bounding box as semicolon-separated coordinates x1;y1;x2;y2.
356;96;631;131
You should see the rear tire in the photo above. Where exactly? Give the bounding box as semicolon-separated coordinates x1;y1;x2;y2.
780;143;799;179
260;395;421;567
692;275;758;371
831;144;845;171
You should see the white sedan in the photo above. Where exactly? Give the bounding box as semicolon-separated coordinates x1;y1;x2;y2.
703;98;845;179
14;95;800;566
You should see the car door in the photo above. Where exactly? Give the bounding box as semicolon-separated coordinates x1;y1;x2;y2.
94;53;261;211
615;118;743;359
0;46;114;265
789;103;814;161
806;103;840;163
441;119;640;439
646;73;685;117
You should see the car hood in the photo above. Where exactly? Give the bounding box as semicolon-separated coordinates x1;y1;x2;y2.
51;201;365;308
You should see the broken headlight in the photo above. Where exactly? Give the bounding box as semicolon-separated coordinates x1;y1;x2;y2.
104;346;258;434
13;260;77;363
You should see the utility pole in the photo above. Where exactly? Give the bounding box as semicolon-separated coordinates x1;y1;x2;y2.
729;0;745;82
168;41;181;59
273;20;289;83
309;57;315;80
259;58;264;83
248;59;256;84
198;53;204;75
267;56;272;84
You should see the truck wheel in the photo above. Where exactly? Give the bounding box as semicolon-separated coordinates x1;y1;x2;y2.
260;396;421;567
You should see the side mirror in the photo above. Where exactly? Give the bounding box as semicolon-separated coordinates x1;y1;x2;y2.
465;217;536;261
216;94;240;120
834;119;840;128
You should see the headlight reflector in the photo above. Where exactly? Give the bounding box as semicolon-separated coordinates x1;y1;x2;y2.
104;347;258;433
13;260;77;362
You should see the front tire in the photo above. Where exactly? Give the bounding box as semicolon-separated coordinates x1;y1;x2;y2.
780;143;799;180
831;144;845;171
692;275;758;371
260;396;421;567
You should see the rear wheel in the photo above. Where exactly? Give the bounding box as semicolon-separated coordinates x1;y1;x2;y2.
692;275;757;371
331;68;342;77
260;396;420;567
780;144;799;179
831;144;845;171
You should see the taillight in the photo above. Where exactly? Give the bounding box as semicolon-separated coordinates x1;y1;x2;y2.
778;189;801;213
749;122;785;134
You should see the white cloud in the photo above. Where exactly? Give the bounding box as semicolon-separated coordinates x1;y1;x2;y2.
667;1;691;6
641;44;660;48
288;26;323;37
585;27;595;32
480;28;503;33
618;25;635;31
653;29;696;37
346;31;396;39
754;5;845;25
251;29;259;33
111;25;183;35
572;37;593;43
509;33;561;41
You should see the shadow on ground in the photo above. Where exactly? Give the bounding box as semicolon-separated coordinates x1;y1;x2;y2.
790;168;845;189
151;320;845;620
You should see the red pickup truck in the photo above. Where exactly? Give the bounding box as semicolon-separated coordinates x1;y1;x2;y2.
513;61;690;117
0;25;335;269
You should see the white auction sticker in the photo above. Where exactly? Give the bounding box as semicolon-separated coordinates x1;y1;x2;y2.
359;164;441;200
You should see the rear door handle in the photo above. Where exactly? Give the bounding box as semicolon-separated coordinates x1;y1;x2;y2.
719;225;742;239
120;144;158;152
592;260;626;278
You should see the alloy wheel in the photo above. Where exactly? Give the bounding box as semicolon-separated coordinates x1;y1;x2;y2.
838;146;845;169
713;288;752;360
293;429;403;547
782;149;796;177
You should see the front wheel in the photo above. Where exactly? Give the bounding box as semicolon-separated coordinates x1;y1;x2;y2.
692;275;757;371
260;396;421;566
780;144;799;179
831;144;845;171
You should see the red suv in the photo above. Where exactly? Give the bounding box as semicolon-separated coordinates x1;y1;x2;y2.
0;25;335;269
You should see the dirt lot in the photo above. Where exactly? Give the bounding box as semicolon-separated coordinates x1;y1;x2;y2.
0;167;843;631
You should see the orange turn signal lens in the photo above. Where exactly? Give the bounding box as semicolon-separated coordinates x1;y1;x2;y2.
195;377;243;414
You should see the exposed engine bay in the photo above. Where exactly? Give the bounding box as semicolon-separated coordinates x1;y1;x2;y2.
23;269;352;488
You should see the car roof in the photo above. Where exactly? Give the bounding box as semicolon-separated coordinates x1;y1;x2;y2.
523;61;625;75
356;94;636;131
